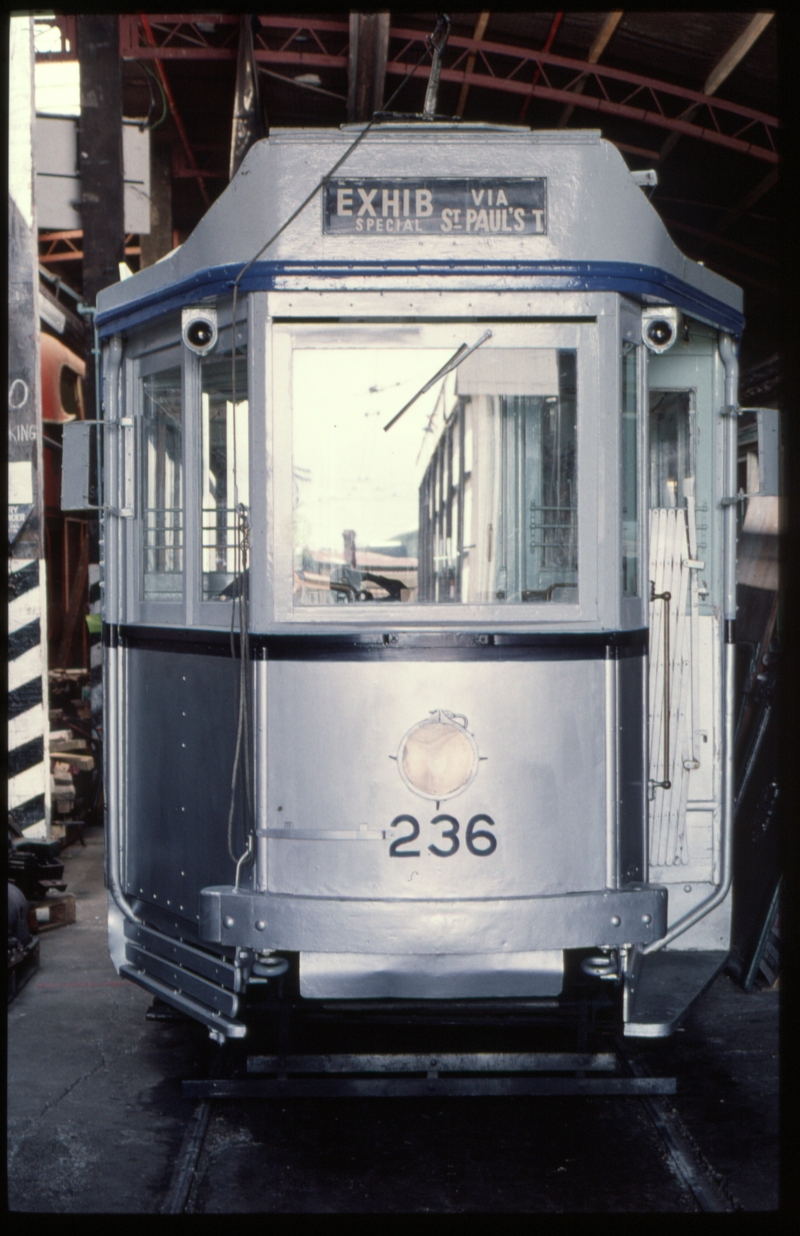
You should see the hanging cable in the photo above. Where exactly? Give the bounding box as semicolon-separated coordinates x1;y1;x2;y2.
226;325;256;871
229;34;434;325
132;59;168;132
143;61;168;130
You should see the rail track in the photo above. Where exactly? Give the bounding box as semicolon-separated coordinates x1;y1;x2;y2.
162;1029;738;1213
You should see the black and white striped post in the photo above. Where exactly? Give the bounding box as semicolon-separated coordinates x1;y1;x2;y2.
8;15;50;838
8;560;50;834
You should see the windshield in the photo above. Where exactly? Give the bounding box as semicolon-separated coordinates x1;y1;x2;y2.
292;332;578;605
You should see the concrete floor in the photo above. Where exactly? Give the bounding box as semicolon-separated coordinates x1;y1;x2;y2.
8;827;780;1213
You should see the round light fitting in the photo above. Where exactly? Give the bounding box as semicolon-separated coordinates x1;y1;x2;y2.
396;711;479;801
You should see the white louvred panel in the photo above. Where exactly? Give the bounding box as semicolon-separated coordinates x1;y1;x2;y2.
648;507;694;869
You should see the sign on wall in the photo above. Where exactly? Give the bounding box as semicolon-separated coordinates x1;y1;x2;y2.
324;178;547;236
34;115;151;233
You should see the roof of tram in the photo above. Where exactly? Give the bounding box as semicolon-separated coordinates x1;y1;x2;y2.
36;12;787;395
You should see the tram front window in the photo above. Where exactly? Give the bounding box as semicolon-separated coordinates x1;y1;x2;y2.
292;338;578;605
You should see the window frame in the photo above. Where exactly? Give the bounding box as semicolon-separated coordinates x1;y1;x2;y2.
132;341;186;627
125;302;250;629
271;313;603;628
194;313;250;627
619;299;647;631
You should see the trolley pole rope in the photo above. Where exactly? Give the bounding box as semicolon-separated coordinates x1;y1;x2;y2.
222;28;442;876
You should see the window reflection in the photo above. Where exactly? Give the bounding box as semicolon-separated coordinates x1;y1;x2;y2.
649;390;694;510
201;353;248;601
142;366;182;602
292;338;578;605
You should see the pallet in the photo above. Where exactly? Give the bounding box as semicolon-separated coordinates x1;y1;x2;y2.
56;821;88;848
29;893;76;932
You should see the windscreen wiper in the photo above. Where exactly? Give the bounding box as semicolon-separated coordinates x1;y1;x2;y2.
383;329;492;432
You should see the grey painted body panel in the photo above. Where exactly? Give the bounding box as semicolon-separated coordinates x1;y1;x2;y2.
199;883;667;953
299;951;564;999
97;126;741;322
124;647;242;921
265;658;606;900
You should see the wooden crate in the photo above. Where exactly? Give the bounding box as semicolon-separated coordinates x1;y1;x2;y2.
29;894;76;932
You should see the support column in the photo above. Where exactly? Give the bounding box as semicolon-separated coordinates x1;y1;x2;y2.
139;138;173;268
347;12;390;122
78;15;125;753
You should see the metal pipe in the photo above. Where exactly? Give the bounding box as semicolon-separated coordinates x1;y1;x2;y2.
422;14;450;119
649;583;672;791
103;335;139;925
255;656;268;892
605;651;619;889
644;332;738;953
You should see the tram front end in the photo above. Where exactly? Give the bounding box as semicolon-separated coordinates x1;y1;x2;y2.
97;124;742;1040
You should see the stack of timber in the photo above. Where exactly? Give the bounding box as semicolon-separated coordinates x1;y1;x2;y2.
47;668;96;837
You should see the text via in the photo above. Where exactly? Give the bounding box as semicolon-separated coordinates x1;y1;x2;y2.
324;178;547;237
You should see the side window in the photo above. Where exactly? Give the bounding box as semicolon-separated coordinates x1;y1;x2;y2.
133;306;248;620
200;350;249;601
649;390;695;509
142;366;183;602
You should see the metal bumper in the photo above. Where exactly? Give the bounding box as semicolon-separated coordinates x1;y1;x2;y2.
197;886;668;953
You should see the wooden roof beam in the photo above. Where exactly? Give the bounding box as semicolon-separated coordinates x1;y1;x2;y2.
704;12;774;97
659;12;774;165
347;11;390;121
712;166;778;238
456;12;491;118
519;12;564;122
558;11;624;128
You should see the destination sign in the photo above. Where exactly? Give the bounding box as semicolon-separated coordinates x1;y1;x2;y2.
323;178;546;236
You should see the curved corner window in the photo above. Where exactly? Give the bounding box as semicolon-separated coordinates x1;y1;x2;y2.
142;366;183;602
292;336;578;606
201;351;249;601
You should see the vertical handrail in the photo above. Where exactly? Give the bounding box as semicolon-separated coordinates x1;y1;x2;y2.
649;582;672;793
103;335;140;925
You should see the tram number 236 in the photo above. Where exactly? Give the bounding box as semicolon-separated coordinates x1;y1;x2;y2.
389;813;497;858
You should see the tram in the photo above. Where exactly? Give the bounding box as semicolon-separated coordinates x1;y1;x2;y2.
93;123;746;1041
